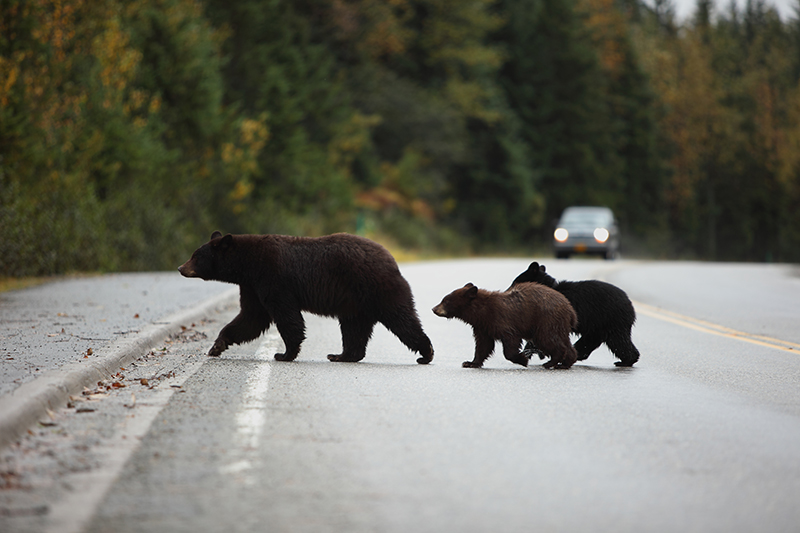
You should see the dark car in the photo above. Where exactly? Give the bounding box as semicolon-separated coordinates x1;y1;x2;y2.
553;206;619;260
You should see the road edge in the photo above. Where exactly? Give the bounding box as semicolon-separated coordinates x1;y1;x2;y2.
0;287;238;450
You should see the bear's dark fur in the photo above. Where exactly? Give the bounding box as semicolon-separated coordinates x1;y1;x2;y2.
432;282;577;369
179;231;434;364
511;262;639;367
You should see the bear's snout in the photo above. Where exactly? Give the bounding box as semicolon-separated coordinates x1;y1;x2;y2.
432;304;448;317
178;261;197;278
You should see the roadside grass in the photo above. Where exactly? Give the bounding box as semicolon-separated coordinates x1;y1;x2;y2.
0;276;51;293
0;273;102;294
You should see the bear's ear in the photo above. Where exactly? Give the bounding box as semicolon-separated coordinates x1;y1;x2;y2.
219;234;234;249
210;231;223;241
539;264;546;273
528;262;539;272
465;284;478;299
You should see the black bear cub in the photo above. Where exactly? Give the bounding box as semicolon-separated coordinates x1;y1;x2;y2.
432;282;577;369
179;231;434;364
511;262;639;367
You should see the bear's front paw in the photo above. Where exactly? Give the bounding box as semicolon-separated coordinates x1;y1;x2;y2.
207;339;227;357
462;361;483;368
274;352;298;362
416;356;431;365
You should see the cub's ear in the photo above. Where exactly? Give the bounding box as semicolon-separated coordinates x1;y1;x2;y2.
210;231;223;241
465;284;478;299
464;282;476;289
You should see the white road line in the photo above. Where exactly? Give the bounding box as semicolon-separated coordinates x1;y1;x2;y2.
219;333;278;481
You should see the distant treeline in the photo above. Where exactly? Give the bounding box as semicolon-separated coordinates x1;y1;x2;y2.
2;0;800;276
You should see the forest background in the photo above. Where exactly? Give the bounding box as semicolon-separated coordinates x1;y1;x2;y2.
2;0;800;276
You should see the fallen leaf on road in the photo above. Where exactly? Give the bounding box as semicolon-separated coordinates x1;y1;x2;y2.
140;378;149;387
84;393;109;400
124;393;136;409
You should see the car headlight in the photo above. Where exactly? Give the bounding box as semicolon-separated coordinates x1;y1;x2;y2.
554;228;569;242
593;227;610;243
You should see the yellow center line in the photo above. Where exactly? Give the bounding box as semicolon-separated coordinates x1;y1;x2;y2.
633;300;799;353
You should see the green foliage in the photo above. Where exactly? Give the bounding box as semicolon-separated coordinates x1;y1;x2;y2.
3;0;800;277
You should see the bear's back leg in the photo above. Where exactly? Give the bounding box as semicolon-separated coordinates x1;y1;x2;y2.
379;307;433;364
501;337;529;367
605;330;640;367
539;331;578;369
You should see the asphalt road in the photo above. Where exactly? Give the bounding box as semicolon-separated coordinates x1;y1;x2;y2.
0;273;232;397
2;258;800;533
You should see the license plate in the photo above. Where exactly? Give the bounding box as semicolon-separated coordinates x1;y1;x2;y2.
575;244;587;252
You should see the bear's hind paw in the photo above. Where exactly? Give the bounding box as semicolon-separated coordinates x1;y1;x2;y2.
462;361;483;368
327;353;365;363
207;340;227;357
274;352;298;362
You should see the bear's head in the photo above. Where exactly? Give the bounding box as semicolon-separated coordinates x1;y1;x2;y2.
432;283;479;318
178;231;235;282
511;261;555;287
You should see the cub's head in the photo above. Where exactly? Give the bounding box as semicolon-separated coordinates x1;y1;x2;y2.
511;262;554;287
178;231;235;282
432;283;479;319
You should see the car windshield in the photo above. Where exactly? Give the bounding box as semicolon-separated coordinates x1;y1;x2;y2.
560;209;612;226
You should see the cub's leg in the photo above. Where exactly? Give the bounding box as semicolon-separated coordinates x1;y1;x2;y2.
521;340;546;360
573;333;604;361
541;338;578;369
606;331;640;367
463;332;495;368
502;337;529;367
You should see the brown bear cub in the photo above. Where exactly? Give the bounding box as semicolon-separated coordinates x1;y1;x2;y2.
432;282;577;369
179;232;433;364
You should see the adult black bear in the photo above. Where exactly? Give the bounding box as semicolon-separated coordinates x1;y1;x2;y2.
432;282;577;369
179;232;434;364
511;262;639;367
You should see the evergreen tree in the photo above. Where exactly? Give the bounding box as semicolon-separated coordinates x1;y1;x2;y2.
498;0;622;228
